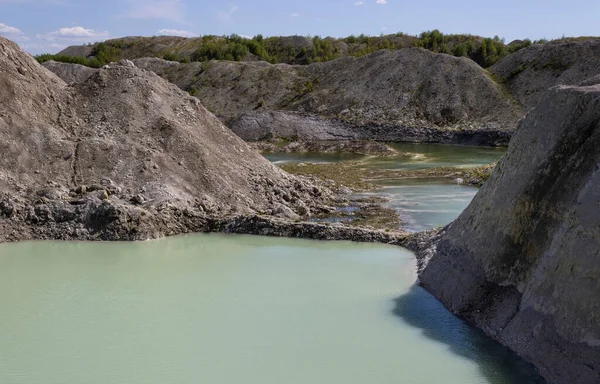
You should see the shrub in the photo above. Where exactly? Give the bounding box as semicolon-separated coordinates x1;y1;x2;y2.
92;42;121;63
453;43;468;57
34;54;103;68
163;51;179;61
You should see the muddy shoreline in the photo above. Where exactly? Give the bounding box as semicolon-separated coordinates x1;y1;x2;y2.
0;202;413;247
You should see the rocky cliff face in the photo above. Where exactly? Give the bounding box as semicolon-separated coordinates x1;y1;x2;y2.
0;36;331;242
417;79;600;384
490;38;600;109
127;49;522;145
230;111;512;145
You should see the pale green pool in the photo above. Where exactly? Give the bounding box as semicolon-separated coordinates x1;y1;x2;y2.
0;234;542;384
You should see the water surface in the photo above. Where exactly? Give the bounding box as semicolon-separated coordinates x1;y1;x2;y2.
264;143;505;170
363;178;480;232
0;234;542;384
265;143;502;232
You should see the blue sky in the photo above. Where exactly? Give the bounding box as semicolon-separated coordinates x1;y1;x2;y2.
0;0;598;54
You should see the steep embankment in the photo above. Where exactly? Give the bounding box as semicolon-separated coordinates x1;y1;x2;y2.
127;49;522;145
490;38;600;109
0;36;335;242
417;79;600;384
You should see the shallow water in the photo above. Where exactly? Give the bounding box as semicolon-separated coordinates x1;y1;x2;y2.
0;234;542;384
264;143;503;231
362;178;480;232
264;151;365;164
263;143;506;170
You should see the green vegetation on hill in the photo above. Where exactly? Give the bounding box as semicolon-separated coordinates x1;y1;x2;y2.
414;31;534;67
35;30;544;69
36;42;124;68
35;53;104;68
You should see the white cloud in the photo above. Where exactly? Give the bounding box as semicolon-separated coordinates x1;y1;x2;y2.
0;0;71;4
0;22;28;41
354;1;364;5
376;0;388;3
218;5;238;22
120;0;186;23
0;22;23;35
158;28;197;37
291;12;300;17
51;26;108;38
32;27;110;48
37;26;109;42
21;42;67;52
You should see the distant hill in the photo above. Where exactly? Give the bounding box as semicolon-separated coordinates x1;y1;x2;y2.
46;31;535;69
42;35;600;146
45;47;524;146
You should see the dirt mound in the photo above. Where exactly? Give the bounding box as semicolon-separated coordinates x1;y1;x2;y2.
41;60;99;84
490;38;600;109
127;49;523;144
0;36;330;241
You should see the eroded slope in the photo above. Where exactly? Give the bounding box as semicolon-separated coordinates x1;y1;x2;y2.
0;36;330;241
130;49;522;144
490;38;600;109
418;79;600;384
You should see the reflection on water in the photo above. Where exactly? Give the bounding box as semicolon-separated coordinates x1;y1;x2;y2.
0;234;542;384
263;151;364;165
393;285;545;384
370;143;506;170
263;143;506;170
361;178;480;232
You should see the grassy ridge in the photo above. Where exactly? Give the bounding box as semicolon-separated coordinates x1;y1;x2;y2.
35;30;540;69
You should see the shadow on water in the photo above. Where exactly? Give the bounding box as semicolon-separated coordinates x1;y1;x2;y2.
392;284;546;384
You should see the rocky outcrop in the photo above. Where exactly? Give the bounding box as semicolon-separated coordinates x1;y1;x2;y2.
416;79;600;384
208;215;407;244
490;38;600;109
0;36;335;242
249;140;398;156
231;111;513;146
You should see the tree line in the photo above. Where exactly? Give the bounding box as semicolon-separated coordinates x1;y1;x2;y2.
35;30;546;69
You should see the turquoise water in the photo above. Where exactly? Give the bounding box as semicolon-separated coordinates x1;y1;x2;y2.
361;178;480;232
0;234;542;384
264;143;503;232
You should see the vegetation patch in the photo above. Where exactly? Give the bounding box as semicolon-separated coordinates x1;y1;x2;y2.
281;162;374;191
36;42;122;68
281;161;498;191
460;163;496;186
35;30;551;70
344;198;401;230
